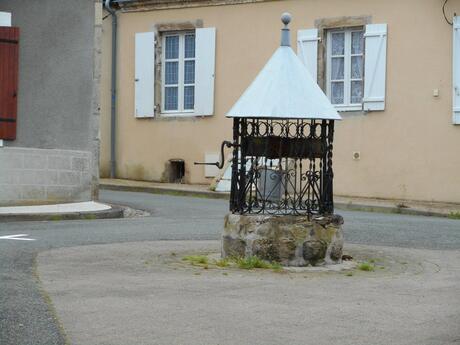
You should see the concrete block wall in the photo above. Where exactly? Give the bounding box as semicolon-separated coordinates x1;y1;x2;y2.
0;147;92;206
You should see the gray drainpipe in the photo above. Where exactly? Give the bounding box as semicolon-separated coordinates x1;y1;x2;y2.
104;0;118;178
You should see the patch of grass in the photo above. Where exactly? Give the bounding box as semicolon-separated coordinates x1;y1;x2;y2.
49;215;63;221
214;258;230;267
236;256;281;270
222;272;228;276
345;272;353;277
448;211;460;220
170;252;177;256
358;262;375;272
83;214;97;220
270;262;283;271
182;255;208;266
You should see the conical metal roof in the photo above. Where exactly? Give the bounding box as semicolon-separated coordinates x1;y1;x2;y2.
226;14;341;120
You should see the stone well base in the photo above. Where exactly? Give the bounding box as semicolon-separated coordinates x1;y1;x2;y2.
222;213;344;266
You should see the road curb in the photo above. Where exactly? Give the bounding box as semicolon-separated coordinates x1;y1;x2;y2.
100;183;230;200
334;202;448;218
100;183;450;218
0;205;124;222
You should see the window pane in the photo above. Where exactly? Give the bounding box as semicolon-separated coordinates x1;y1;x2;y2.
185;34;195;58
184;86;195;110
351;56;363;79
351;81;363;104
351;31;363;54
165;61;178;85
184;60;195;84
331;32;345;55
331;57;344;80
164;87;178;110
165;36;179;59
331;82;344;104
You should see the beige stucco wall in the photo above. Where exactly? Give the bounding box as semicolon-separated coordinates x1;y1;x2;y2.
101;0;460;203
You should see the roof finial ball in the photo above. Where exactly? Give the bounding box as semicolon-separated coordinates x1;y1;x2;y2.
280;12;292;46
281;12;292;27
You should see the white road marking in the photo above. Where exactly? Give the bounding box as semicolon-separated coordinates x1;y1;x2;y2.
0;234;36;241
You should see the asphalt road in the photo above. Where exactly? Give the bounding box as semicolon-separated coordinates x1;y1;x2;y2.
0;190;459;345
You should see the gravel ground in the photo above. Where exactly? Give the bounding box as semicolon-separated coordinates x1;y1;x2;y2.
38;240;460;345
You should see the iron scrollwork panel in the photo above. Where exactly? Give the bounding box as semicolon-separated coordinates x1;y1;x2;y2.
230;118;335;216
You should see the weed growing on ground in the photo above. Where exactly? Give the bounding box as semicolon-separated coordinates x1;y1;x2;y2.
214;258;230;267
237;256;281;270
345;272;353;277
182;254;283;271
182;255;208;266
448;212;460;220
358;262;375;271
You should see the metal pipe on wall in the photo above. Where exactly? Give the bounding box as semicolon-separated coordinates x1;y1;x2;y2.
104;0;117;178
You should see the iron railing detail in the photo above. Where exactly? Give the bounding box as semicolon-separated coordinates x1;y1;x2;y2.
229;118;335;216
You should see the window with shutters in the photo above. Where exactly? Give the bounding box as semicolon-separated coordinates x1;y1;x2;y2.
326;28;364;111
161;31;196;114
134;26;215;118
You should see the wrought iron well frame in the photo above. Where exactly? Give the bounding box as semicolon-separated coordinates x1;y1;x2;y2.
229;117;335;216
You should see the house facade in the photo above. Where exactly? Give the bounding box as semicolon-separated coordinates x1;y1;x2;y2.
100;0;460;204
0;0;102;205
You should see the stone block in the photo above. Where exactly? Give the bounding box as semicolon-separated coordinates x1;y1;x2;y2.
72;157;89;172
48;155;71;170
58;171;81;186
46;170;59;185
303;240;327;264
222;235;246;258
17;170;49;185
0;185;22;200
0;152;23;169
23;154;47;169
277;238;297;262
0;171;18;184
329;241;343;262
21;185;46;200
46;186;72;201
252;238;279;262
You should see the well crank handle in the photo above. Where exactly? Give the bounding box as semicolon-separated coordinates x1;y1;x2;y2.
194;140;235;169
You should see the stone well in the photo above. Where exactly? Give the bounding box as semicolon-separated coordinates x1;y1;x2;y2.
222;214;344;266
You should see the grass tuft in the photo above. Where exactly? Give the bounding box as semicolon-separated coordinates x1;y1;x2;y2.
358;262;375;271
214;258;230;267
448;211;460;220
182;255;208;266
236;256;281;270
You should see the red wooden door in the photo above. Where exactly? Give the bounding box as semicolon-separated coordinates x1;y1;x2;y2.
0;27;19;140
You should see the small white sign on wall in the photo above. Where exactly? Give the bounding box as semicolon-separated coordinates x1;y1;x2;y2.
0;12;12;27
204;153;219;177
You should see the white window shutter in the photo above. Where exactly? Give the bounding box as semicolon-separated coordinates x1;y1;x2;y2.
0;12;11;26
453;16;460;124
363;24;387;111
194;27;216;116
134;32;155;118
297;29;319;82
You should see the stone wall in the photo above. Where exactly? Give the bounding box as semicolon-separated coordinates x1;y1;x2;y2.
0;147;92;206
222;213;344;266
